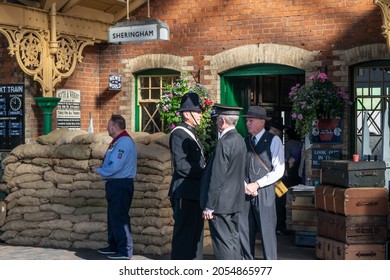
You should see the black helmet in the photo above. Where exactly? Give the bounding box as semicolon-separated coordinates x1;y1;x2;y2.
177;91;203;112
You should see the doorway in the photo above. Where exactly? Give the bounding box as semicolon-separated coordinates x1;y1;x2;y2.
220;64;305;136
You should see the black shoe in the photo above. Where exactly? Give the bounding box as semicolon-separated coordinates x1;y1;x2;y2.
97;247;117;255
107;253;131;260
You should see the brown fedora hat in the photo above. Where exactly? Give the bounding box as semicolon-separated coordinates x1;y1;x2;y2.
242;106;272;120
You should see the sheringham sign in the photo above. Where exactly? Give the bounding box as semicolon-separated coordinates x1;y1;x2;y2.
108;18;169;44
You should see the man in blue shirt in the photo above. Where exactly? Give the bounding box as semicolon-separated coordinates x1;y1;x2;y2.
92;114;137;260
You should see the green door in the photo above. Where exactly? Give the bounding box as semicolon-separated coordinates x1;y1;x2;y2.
220;64;305;136
221;76;251;135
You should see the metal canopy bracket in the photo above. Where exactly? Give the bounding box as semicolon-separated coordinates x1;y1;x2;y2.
0;3;96;97
375;0;390;52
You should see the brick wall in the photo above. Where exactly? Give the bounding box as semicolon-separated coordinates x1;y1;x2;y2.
0;0;387;135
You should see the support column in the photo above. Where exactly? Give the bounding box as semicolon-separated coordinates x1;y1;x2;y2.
34;97;61;135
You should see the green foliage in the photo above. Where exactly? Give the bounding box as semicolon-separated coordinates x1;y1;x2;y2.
289;72;350;138
157;73;215;156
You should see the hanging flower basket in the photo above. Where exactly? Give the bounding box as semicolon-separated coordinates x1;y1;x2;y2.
289;72;350;138
157;72;215;155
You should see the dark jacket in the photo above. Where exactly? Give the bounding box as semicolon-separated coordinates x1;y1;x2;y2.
168;123;205;200
200;129;246;214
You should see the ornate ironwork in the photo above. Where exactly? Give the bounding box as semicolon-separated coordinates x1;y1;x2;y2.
0;27;94;97
375;0;390;52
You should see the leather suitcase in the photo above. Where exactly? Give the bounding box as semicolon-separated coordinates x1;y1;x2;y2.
320;160;385;187
316;236;333;259
315;185;389;215
317;210;387;244
333;240;385;260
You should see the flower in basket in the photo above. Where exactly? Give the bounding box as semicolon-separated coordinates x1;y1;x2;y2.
157;73;215;156
289;72;350;138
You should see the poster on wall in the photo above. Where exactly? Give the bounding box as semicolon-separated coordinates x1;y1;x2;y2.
310;118;343;144
56;89;81;130
0;84;24;151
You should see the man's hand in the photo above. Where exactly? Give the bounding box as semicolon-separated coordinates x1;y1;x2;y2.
245;182;259;197
91;165;101;173
202;210;213;220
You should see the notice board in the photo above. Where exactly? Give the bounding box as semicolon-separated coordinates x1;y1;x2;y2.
56;89;81;130
312;148;342;168
0;84;25;151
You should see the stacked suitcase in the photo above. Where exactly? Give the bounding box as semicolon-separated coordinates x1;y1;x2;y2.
316;160;388;260
286;185;317;247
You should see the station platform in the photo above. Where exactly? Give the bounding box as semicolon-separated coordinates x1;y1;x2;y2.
0;233;316;260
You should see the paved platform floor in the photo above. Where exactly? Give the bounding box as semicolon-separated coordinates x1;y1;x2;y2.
0;233;316;260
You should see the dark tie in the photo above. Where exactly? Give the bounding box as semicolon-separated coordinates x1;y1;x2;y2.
252;136;257;147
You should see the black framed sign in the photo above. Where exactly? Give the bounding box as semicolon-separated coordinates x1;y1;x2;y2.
0;84;25;151
312;148;342;168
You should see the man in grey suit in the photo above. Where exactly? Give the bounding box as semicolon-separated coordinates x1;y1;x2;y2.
239;106;285;260
200;104;246;260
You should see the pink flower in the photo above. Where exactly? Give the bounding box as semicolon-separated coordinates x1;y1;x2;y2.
298;114;303;120
291;113;297;119
317;72;328;82
167;93;173;98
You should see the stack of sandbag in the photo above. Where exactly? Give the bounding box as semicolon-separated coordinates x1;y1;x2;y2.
0;129;176;255
129;132;174;255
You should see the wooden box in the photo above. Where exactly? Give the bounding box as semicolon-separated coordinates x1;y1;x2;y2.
333;240;385;260
316;210;387;244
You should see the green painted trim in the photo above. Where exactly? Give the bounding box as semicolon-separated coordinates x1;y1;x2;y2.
136;68;179;75
353;60;390;67
134;78;139;131
221;63;304;77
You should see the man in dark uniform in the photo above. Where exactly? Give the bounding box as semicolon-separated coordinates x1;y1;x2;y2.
168;91;206;260
240;106;285;260
200;104;246;260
